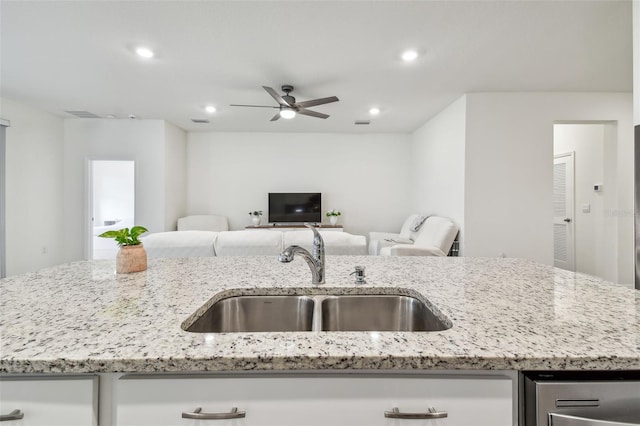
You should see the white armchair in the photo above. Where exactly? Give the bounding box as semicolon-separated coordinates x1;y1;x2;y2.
379;216;459;257
368;214;424;255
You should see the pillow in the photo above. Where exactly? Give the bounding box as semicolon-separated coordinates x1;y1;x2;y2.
177;215;229;232
410;215;428;232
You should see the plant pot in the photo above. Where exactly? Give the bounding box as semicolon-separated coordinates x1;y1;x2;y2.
252;216;261;226
329;216;338;226
116;244;147;274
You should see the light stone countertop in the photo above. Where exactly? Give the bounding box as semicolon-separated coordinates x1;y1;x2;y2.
0;256;638;374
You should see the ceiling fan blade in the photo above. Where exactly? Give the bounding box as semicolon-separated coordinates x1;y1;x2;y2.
295;96;339;109
297;108;329;119
270;112;281;121
230;104;279;108
263;86;290;106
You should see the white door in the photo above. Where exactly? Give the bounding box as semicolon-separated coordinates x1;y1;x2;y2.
554;152;575;271
87;160;135;260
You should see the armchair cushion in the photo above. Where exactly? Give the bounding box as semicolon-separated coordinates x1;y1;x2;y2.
413;216;459;254
381;244;446;257
285;230;367;255
399;214;421;239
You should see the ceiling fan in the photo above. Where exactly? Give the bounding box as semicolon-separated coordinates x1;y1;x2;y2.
230;85;339;121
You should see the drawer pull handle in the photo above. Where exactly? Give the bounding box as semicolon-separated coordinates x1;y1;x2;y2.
384;407;448;419
0;409;24;422
182;406;245;420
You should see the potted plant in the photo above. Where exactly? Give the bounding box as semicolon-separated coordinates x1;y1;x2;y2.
326;209;341;226
99;226;148;273
249;210;263;226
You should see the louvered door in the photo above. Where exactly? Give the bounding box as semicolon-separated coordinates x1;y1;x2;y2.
553;152;575;271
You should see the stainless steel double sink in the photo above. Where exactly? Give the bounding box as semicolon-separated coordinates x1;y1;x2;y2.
183;294;452;333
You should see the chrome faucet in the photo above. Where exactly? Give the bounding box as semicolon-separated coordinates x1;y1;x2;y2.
278;224;325;284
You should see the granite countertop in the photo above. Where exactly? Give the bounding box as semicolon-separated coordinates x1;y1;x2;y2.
0;256;638;374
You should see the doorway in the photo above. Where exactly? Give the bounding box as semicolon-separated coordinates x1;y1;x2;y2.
553;123;615;280
88;160;135;260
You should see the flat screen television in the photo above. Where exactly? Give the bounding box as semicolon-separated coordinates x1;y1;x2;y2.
268;192;321;223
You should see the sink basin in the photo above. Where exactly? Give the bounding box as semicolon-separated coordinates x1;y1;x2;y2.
321;295;450;332
185;295;315;333
184;293;451;333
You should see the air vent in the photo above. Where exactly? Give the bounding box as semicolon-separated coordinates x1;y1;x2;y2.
354;120;371;125
65;110;101;118
191;118;210;124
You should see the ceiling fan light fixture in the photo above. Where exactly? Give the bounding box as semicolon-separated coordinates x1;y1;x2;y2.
280;108;296;119
401;49;418;62
369;107;380;115
135;46;155;59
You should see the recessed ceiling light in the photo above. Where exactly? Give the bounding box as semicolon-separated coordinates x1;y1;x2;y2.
401;49;418;62
135;47;154;59
369;107;380;116
205;106;216;114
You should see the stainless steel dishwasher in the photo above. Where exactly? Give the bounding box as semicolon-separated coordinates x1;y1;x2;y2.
522;371;640;426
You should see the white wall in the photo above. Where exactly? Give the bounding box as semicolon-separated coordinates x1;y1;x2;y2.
464;93;634;285
553;124;616;281
63;119;170;262
187;132;411;237
164;121;187;231
0;97;65;276
410;95;466;253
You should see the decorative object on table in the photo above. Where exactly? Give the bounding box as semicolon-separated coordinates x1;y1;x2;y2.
249;210;263;226
98;226;149;273
326;209;341;226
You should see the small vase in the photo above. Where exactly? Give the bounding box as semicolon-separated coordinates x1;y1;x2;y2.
329;216;338;226
116;244;147;274
252;216;261;226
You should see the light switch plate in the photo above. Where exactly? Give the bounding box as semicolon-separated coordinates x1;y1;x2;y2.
582;203;591;213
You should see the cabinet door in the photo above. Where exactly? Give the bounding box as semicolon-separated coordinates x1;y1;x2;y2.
0;376;98;426
116;374;512;426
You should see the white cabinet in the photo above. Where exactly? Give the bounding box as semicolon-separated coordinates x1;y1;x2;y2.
116;373;512;426
0;375;98;426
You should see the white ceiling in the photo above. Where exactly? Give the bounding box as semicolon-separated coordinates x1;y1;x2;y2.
0;0;632;133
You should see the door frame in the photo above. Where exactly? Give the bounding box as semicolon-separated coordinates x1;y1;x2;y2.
85;158;136;260
0;118;10;278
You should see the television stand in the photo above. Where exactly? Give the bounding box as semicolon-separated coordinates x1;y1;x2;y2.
245;224;343;231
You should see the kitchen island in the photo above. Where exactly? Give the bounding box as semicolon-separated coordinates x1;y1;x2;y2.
1;256;638;373
0;256;638;426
